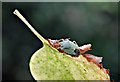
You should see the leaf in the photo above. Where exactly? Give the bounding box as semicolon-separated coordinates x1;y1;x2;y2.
13;9;110;80
29;42;110;80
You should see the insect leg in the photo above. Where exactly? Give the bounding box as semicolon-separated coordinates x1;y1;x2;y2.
59;39;64;42
73;41;79;46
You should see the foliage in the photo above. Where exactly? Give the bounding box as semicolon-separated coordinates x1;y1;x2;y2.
30;42;110;80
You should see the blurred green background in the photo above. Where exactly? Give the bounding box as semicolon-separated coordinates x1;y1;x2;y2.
2;2;118;80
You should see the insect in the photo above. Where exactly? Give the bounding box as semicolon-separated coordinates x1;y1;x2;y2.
59;39;81;56
47;38;91;57
47;39;80;56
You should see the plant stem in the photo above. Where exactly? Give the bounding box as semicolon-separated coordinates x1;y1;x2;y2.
13;9;48;44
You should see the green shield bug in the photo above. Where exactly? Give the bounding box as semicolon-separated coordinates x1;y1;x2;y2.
59;39;81;56
47;39;81;57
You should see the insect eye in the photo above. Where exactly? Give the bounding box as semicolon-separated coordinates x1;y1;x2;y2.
74;49;81;56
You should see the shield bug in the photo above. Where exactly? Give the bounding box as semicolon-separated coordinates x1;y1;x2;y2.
47;39;81;57
59;39;81;56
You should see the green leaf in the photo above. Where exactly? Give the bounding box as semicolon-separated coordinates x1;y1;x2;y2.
29;42;110;80
13;9;110;80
